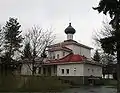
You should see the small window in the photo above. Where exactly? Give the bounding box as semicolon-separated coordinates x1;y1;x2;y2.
74;68;76;75
57;54;59;59
53;55;55;59
63;52;65;56
74;68;76;71
66;69;69;74
62;69;64;74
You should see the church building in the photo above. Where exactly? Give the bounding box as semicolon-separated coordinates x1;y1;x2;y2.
21;23;102;85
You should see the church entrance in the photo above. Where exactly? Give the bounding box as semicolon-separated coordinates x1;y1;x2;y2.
88;79;95;85
88;75;95;85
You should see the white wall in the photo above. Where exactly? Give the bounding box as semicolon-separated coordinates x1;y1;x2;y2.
57;63;102;77
67;34;73;40
102;74;113;79
57;63;84;76
48;65;57;76
54;51;62;59
65;45;73;52
48;50;70;59
80;47;91;58
65;44;91;58
21;62;102;77
83;64;102;77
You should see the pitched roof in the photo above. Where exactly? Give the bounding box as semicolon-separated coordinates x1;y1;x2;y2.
44;53;86;65
47;46;72;52
43;53;102;66
48;40;93;49
21;54;102;66
57;53;85;62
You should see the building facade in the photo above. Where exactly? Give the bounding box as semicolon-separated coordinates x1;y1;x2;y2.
21;23;102;85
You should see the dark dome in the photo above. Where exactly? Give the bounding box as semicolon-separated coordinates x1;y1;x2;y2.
65;23;76;34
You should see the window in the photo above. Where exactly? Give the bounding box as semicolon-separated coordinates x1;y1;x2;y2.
66;69;69;74
74;68;76;75
74;68;76;71
52;53;55;59
53;55;55;59
57;54;59;59
63;52;65;56
62;69;64;74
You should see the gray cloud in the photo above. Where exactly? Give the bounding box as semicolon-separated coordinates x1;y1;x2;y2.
0;0;104;48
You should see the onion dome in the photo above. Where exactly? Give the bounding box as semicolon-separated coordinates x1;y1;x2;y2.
65;23;76;34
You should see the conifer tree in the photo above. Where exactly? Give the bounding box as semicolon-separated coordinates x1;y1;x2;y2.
23;42;32;59
93;0;120;92
93;50;101;62
3;17;23;73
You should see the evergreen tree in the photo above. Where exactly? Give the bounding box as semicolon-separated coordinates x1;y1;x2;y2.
93;0;120;92
2;17;23;74
101;53;115;65
93;50;101;62
23;42;32;59
4;17;23;59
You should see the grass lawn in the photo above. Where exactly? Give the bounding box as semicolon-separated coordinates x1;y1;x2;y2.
102;79;117;86
0;75;71;92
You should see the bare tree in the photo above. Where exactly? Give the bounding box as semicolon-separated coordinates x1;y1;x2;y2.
92;20;117;80
93;20;114;48
93;20;116;63
22;26;55;75
0;25;5;56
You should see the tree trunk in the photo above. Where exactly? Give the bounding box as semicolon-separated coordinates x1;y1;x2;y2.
115;10;120;93
32;61;35;76
117;47;120;93
32;57;36;76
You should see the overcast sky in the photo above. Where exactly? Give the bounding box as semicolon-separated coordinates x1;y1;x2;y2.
0;0;107;49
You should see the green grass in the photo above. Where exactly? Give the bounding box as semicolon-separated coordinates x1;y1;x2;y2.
102;79;117;86
0;75;71;92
